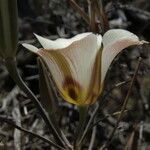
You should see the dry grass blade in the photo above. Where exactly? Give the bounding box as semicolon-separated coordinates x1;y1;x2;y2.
101;57;142;149
89;110;128;131
88;126;96;150
69;0;90;24
12;98;21;150
94;0;109;33
124;125;139;150
0;116;66;150
5;58;66;148
87;0;97;32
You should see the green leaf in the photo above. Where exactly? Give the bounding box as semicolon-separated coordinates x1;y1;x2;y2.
0;0;18;58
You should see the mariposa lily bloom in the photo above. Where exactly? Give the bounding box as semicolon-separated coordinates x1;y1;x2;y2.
22;29;145;105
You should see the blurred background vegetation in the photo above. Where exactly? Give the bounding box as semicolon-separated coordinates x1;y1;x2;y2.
0;0;150;149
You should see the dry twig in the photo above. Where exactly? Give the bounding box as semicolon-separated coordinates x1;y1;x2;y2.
101;57;142;149
0;116;65;150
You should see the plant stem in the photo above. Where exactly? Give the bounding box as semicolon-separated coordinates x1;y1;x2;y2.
5;57;66;148
74;106;88;148
78;103;99;146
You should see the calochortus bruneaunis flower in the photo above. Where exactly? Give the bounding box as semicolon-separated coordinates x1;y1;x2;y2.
22;29;145;105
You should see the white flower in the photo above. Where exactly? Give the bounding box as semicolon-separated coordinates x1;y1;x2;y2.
22;29;145;105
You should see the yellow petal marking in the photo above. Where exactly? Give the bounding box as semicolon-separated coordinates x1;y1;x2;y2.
38;50;86;105
61;76;87;105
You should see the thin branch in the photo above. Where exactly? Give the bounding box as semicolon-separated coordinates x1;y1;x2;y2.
102;80;130;101
89;110;128;131
96;0;109;33
69;0;90;24
0;116;65;150
102;57;142;149
88;126;96;150
118;4;150;20
87;0;97;32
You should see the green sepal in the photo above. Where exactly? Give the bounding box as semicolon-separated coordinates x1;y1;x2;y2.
37;57;57;115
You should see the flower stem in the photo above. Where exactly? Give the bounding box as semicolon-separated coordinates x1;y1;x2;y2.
74;106;88;147
5;57;66;148
78;103;99;146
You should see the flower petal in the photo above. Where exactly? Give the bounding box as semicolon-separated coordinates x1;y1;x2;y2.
22;43;39;53
101;29;144;84
38;33;102;105
34;32;92;49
